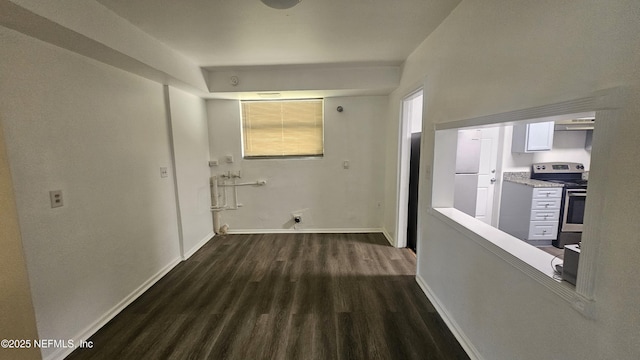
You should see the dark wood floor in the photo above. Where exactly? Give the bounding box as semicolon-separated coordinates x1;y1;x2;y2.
67;233;469;360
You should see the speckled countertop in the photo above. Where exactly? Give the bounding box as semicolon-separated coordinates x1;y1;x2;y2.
503;172;564;188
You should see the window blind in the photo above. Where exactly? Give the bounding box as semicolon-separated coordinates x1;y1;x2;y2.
241;99;324;158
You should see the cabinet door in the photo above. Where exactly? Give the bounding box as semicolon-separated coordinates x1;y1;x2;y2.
532;187;563;199
525;122;554;151
530;210;560;221
531;198;562;210
528;221;559;240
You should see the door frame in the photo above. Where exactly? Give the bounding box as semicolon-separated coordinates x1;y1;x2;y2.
395;88;423;248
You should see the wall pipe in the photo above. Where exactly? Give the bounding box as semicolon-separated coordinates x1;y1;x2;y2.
232;177;238;210
219;178;267;210
210;176;267;233
218;180;267;187
210;176;228;234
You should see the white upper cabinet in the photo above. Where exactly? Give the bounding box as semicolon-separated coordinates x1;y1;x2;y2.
511;121;555;153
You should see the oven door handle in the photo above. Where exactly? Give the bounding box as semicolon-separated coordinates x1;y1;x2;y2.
567;192;587;198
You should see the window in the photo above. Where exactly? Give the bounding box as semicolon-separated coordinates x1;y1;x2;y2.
428;96;609;319
241;99;324;158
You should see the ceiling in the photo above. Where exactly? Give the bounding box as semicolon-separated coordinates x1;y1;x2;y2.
96;0;461;69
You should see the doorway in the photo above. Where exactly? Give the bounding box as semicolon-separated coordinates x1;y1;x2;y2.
407;132;421;252
397;89;423;251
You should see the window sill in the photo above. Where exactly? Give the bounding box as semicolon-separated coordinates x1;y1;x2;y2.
430;207;596;319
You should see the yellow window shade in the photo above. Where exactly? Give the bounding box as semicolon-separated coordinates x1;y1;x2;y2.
241;100;324;158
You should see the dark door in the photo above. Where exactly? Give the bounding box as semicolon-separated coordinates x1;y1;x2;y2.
406;132;421;252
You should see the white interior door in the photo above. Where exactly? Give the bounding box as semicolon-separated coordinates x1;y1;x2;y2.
475;127;500;224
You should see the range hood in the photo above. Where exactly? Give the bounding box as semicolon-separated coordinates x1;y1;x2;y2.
554;117;595;131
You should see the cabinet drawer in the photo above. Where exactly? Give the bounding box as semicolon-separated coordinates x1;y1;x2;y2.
528;221;559;240
531;198;561;210
533;188;563;199
530;210;560;221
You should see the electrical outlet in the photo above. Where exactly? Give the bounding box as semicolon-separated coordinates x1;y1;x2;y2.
160;167;169;178
49;190;63;208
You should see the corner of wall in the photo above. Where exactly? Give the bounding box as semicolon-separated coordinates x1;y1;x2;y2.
381;227;396;247
414;275;482;360
42;257;182;360
182;232;214;260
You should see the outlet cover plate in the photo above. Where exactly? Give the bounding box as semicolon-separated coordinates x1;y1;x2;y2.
49;190;63;208
160;167;169;178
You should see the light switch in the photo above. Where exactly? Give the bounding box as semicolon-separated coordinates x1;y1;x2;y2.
208;159;219;167
343;160;350;169
225;155;234;164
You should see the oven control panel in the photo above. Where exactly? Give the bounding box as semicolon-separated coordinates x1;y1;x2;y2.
532;162;585;174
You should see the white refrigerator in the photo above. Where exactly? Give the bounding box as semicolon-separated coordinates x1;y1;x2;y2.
454;129;481;216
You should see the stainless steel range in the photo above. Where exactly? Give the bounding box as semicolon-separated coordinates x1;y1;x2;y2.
530;162;587;248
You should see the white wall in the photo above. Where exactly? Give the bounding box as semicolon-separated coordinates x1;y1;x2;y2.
502;127;592;172
0;27;183;359
384;0;640;359
0;119;40;360
409;93;423;134
167;86;214;257
207;96;387;232
4;0;208;93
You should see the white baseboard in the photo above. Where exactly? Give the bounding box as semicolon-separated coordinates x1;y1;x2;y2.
415;275;484;360
182;231;214;260
227;228;385;235
44;257;182;360
381;228;395;246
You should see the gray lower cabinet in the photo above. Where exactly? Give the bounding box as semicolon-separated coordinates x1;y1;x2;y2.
499;182;562;246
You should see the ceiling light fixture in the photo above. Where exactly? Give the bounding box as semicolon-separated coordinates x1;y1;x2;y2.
260;0;301;10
